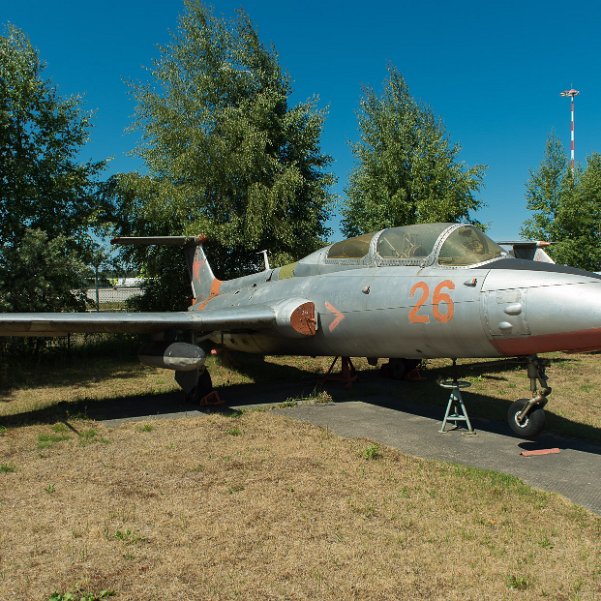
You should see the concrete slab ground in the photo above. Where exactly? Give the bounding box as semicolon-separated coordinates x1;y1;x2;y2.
277;401;601;516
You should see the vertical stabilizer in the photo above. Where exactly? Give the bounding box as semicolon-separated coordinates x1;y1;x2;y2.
187;238;221;307
112;235;221;307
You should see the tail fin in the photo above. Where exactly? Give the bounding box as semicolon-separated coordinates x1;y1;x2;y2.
112;235;220;305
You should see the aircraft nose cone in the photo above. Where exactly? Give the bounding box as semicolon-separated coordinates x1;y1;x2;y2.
484;273;601;355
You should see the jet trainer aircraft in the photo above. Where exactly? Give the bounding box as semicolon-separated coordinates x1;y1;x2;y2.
1;222;600;439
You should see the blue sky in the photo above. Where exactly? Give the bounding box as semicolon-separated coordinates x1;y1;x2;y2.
3;0;600;241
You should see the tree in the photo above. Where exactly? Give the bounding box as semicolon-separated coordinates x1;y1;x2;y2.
342;66;485;237
0;230;89;313
112;1;334;309
521;133;570;242
521;135;600;271
0;25;105;313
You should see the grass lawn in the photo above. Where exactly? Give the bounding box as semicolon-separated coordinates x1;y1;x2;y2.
0;343;600;599
0;412;599;600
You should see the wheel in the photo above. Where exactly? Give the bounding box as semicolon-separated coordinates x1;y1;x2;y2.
185;369;213;404
382;358;420;380
507;398;546;439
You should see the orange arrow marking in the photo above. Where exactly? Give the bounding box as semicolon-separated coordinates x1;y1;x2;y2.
325;302;345;332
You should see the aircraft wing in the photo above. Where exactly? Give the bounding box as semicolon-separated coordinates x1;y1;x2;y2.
0;299;317;338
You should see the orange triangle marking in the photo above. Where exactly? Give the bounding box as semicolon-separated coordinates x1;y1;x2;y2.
325;302;345;332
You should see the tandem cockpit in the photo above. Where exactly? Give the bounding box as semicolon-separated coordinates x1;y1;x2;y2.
278;223;507;279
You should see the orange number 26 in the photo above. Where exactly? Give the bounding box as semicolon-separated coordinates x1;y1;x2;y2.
409;280;455;324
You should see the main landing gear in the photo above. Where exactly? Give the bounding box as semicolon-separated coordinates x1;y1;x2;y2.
507;355;551;439
176;367;219;405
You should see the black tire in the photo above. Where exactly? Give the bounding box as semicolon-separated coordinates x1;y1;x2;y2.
507;398;546;439
185;369;213;404
382;358;420;380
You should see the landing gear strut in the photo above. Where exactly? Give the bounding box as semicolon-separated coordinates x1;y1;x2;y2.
175;368;217;404
507;355;551;439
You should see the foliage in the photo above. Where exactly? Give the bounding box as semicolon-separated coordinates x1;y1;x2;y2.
342;66;485;237
0;25;105;314
110;1;334;309
521;134;601;271
0;230;89;312
360;444;381;460
48;591;114;601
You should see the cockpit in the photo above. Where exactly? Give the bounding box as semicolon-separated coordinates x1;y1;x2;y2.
326;223;505;268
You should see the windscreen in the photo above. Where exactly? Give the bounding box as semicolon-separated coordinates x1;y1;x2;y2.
327;233;374;259
438;226;505;266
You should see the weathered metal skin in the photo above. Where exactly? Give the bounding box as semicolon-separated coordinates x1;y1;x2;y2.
1;223;600;361
196;226;601;360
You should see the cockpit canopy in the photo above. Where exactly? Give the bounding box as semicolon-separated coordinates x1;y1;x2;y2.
326;223;505;267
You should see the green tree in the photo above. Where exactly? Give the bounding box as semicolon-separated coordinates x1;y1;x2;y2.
0;230;89;313
552;154;601;271
0;25;105;313
520;133;570;242
342;66;485;237
113;1;334;309
521;135;600;271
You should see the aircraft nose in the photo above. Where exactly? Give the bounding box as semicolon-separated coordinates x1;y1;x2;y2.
483;271;601;355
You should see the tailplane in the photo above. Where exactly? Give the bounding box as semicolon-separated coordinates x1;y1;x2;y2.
112;235;219;302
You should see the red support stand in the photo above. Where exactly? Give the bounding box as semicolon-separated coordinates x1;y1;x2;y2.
199;391;224;406
320;356;358;389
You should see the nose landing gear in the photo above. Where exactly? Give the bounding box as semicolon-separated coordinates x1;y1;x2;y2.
507;355;551;439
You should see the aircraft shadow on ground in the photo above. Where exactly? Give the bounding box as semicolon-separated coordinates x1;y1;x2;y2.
2;358;600;457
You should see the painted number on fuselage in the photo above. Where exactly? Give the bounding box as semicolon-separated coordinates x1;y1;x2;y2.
409;280;455;324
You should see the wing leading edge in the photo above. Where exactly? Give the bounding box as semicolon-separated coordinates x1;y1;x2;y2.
0;299;317;338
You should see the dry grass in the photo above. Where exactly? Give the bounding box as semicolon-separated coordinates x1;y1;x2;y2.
1;349;601;442
0;412;599;601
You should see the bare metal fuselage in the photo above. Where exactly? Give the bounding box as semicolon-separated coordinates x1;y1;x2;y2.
205;261;601;360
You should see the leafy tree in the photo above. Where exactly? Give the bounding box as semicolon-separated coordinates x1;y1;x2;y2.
521;133;571;241
0;230;89;313
0;25;105;313
521;135;600;271
112;1;334;309
342;66;485;237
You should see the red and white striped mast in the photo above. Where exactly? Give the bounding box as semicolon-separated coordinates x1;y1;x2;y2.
560;88;580;172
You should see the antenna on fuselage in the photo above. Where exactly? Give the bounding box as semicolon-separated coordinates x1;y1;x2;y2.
257;250;270;271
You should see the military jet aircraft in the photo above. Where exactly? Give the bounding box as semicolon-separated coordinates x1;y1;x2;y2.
1;222;600;439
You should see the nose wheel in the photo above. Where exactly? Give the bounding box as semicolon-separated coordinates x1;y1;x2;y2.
507;356;551;439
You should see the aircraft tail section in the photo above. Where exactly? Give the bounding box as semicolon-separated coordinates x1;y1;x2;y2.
188;239;220;305
112;235;219;304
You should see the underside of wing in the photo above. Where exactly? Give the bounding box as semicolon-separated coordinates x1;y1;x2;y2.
0;298;317;338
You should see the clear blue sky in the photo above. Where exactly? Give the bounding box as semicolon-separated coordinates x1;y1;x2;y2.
3;0;600;241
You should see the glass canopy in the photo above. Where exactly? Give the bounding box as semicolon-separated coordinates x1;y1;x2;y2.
377;223;449;259
326;223;504;266
438;226;504;266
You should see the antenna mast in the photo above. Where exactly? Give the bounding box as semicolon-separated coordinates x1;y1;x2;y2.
560;88;580;172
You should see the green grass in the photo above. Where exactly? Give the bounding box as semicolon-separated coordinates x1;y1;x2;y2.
360;444;382;460
37;432;71;449
48;590;115;601
113;528;145;545
0;463;15;474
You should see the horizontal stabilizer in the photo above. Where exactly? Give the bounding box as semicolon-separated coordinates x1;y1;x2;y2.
497;240;555;263
112;235;205;247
